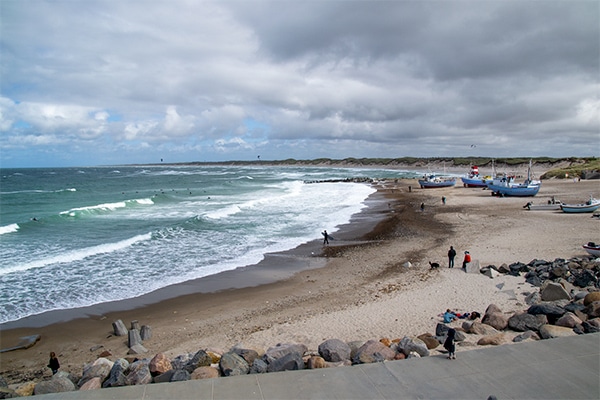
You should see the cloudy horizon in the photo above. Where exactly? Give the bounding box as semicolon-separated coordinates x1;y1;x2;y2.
1;0;598;168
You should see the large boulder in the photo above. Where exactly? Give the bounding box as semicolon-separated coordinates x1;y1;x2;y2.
467;321;499;336
540;282;571;302
539;324;577;339
170;369;191;382
149;353;172;376
266;352;305;373
482;304;509;331
398;337;429;357
232;347;259;365
185;349;212;373
477;334;506;346
102;358;129;388
527;303;566;324
78;357;113;387
417;334;439;350
125;360;152;386
582;318;600;333
585;301;600;318
191;366;220;380
583;292;600;306
352;340;396;364
555;312;583;328
318;339;351;362
249;358;268;374
79;377;102;391
264;343;307;362
34;373;76;395
512;330;541;343
220;352;250;376
508;312;547;332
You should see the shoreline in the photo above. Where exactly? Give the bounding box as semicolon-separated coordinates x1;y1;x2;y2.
1;177;598;384
0;184;392;330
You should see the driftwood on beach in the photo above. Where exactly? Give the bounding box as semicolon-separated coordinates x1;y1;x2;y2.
3;254;598;397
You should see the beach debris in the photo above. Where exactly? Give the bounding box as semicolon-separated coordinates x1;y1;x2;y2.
0;334;40;353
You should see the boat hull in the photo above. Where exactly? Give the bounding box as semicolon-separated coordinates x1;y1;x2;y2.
461;177;488;188
418;179;456;188
561;204;600;213
583;244;600;257
487;183;540;197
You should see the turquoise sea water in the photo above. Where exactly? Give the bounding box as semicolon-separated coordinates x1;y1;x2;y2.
0;165;419;324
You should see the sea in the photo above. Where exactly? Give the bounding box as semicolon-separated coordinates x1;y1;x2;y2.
0;165;420;325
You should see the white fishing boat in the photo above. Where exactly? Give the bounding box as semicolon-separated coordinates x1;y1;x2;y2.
560;196;600;213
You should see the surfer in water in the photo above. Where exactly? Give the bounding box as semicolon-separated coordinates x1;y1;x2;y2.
322;230;330;245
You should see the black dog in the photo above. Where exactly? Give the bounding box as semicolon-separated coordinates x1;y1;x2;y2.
429;261;440;269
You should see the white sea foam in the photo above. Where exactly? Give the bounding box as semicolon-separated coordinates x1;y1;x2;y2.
0;223;19;235
0;233;152;275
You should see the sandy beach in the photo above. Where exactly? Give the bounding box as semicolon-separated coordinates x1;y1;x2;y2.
1;176;599;384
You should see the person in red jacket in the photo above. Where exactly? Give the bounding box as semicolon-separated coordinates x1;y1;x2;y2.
462;251;471;270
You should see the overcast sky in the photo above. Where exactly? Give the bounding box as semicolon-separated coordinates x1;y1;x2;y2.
1;0;598;168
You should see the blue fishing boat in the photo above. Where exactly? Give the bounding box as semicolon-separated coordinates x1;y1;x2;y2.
560;196;600;213
486;160;541;197
461;165;492;188
418;174;456;188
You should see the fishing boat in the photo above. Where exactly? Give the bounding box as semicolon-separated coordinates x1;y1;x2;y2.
418;174;456;188
461;165;492;188
486;160;541;197
523;198;562;210
560;196;600;213
582;242;600;257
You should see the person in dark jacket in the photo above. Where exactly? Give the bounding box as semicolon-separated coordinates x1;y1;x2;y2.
444;328;456;359
448;246;456;268
48;352;60;374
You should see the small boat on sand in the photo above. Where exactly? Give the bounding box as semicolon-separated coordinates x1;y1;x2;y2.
583;242;600;257
560;197;600;213
418;174;456;189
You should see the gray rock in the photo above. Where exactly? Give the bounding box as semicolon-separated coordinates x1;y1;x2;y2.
140;325;152;340
34;374;76;395
131;320;140;330
232;347;259;365
152;370;175;384
318;339;351;362
541;282;571;302
585;301;600;318
265;343;307;362
125;360;152;386
508;312;547;332
185;349;212;373
436;323;450;337
102;358;129;388
398;337;429;357
555;312;583;328
112;319;128;336
582;318;600;333
527;303;566;324
171;353;192;370
266;351;305;372
128;328;142;347
127;343;148;354
170;369;191;382
352;340;395;364
249;358;268;374
220;352;250;376
78;357;113;387
465;259;480;274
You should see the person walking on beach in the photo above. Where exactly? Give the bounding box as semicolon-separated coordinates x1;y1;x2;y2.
442;196;446;205
444;328;456;359
48;352;60;375
448;246;456;268
322;230;330;245
462;251;471;270
420;202;425;212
